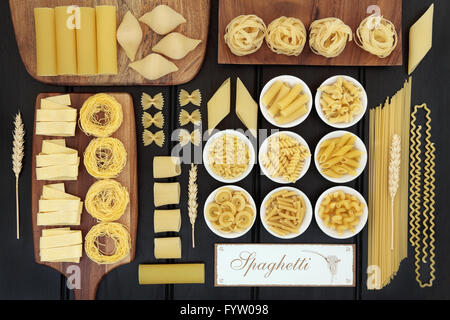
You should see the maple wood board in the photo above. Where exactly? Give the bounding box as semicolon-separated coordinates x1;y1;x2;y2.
31;93;138;300
9;0;210;86
218;0;402;66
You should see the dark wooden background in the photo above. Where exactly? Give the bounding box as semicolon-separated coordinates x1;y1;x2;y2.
0;0;448;300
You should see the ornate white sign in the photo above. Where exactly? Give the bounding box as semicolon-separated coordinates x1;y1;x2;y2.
215;244;355;287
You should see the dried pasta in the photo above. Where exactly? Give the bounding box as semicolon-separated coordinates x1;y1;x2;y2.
79;94;123;138
142;111;164;129
143;130;165;147
85;179;129;222
318;77;364;124
309;18;352;58
153;33;202;60
179;109;202;126
318;190;364;235
224;15;266;56
355;16;398;58
263;189;307;237
368;78;412;290
207;134;250;180
129;53;178;81
117;11;143;62
265;17;307;56
84;137;127;179
84;222;131;264
153;156;181;179
139;5;186;35
262;81;310;125
154;183;180;207
260;134;310;183
206;187;255;234
179;89;202;107
141;93;164;110
179;129;201;147
316;133;363;179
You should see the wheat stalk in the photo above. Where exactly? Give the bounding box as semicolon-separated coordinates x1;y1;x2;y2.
12;112;25;240
188;164;198;248
388;134;401;251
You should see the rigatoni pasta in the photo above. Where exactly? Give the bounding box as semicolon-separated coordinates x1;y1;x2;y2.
154;182;180;207
153;156;181;179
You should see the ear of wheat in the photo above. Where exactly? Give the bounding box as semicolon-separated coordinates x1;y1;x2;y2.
12;112;25;240
388;134;401;251
188;164;198;248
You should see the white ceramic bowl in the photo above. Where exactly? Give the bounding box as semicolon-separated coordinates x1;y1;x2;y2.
203;130;256;183
314;130;367;184
315;75;368;129
259;131;311;184
260;187;313;239
314;186;368;239
260;75;313;128
203;185;257;239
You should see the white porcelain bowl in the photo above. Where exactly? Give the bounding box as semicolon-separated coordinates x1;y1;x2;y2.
315;75;368;129
314;186;368;239
259;131;311;184
260;187;313;239
203;130;256;183
203;185;257;239
314;130;367;184
260;75;313;128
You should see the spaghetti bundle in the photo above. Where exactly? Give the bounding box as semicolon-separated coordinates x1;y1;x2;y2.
224;15;266;56
85;222;131;264
309;18;352;58
367;78;412;290
85;179;130;222
84;137;127;179
80;93;123;137
356;16;398;58
265;17;307;56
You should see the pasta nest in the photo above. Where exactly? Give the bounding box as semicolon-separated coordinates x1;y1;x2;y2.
80;93;123;137
84;137;127;179
224;15;267;56
206;188;254;233
85;179;130;222
266;17;307;56
84;222;131;265
355;16;398;58
309;18;353;58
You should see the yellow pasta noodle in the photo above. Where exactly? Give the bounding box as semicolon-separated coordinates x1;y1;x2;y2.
142;111;164;129
309;18;352;58
355;16;398;58
85;179;129;222
319;190;364;235
84;222;131;264
263;189;307;237
318;77;364;124
84;137;127;179
265;17;307;56
207;134;250;180
224;15;266;56
206;187;255;234
260;133;310;183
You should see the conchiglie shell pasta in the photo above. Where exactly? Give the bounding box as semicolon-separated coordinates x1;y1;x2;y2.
139;5;186;35
117;11;143;62
152;32;202;60
129;53;179;81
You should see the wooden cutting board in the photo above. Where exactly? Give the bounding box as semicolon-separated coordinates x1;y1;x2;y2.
9;0;210;86
31;93;138;300
218;0;402;66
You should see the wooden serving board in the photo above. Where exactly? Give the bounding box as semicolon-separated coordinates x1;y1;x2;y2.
9;0;210;86
218;0;402;66
31;93;138;300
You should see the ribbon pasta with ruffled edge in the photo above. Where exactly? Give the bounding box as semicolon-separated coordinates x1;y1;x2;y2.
143;130;165;147
179;109;202;126
355;16;398;58
179;89;202;107
142;111;165;129
141;93;164;110
309;18;353;58
179;129;201;146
